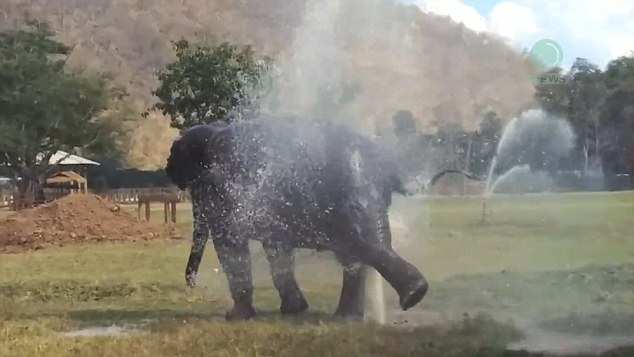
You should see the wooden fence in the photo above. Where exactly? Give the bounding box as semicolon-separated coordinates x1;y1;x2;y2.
1;187;189;210
0;193;37;211
0;189;13;208
98;188;189;204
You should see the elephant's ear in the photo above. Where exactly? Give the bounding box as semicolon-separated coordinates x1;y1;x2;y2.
199;124;235;185
165;133;196;190
204;125;234;162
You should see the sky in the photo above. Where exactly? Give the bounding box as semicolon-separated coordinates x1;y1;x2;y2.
403;0;634;69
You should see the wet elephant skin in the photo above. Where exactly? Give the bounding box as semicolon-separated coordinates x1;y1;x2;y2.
165;116;428;320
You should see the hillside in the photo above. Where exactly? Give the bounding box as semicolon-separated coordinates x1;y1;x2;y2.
0;0;537;169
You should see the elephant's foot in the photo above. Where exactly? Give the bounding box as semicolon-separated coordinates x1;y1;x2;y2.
369;249;429;311
280;291;309;315
399;279;429;311
334;305;364;320
334;293;365;320
225;304;257;321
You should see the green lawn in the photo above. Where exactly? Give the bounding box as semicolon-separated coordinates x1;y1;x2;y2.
2;192;634;356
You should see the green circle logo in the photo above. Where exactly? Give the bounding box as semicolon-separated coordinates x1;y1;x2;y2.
529;39;564;72
526;39;565;85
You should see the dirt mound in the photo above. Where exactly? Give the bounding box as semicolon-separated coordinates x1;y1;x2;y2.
0;194;183;253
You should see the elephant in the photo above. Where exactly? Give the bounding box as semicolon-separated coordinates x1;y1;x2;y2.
165;115;428;320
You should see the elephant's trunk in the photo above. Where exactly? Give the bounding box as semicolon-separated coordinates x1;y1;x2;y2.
185;227;208;287
185;184;213;287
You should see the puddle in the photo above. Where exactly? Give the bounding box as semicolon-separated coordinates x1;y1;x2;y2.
59;320;153;338
507;321;634;356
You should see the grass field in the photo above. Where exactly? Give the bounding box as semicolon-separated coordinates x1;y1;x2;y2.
2;192;634;356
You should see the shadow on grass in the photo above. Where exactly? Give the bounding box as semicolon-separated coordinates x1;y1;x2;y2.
64;308;223;325
47;306;634;357
600;346;634;356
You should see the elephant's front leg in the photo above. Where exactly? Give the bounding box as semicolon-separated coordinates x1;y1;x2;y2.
334;254;367;320
360;211;428;312
213;236;256;320
262;240;309;315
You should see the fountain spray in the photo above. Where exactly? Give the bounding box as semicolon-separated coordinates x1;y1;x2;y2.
482;156;498;223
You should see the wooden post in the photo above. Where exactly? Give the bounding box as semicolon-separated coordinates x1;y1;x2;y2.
171;202;177;224
145;201;151;222
163;202;169;224
83;167;88;193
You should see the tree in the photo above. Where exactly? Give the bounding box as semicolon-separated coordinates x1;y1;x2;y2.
534;66;570;118
432;121;470;170
534;58;607;172
151;39;271;130
383;110;425;179
597;56;634;188
392;110;417;137
470;111;503;176
0;21;127;202
536;58;606;134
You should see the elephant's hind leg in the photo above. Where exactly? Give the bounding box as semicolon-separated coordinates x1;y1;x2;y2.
263;241;309;315
213;236;256;320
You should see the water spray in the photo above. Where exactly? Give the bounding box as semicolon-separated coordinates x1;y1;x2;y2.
366;270;387;324
482;156;498;224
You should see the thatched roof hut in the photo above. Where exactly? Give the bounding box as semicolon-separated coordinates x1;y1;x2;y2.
46;171;88;194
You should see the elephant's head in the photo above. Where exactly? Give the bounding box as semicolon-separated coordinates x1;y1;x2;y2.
165;123;234;191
